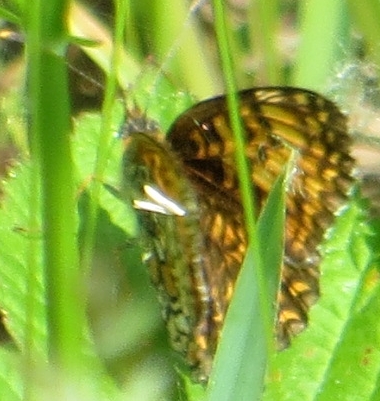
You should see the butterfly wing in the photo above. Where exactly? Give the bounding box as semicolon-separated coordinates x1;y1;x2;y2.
167;87;355;347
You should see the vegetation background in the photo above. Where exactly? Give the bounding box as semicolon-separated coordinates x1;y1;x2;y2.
0;0;379;400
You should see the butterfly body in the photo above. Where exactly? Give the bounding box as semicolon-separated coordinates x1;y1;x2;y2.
122;87;355;382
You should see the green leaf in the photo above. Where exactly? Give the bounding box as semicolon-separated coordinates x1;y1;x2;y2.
264;191;379;401
0;163;46;356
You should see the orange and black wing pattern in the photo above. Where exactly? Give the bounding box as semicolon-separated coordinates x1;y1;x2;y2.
122;87;355;382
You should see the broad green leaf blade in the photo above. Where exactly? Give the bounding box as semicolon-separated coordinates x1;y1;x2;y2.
206;173;286;401
264;192;378;401
0;163;46;356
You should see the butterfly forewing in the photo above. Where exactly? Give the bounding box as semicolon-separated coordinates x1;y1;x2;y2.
122;87;355;382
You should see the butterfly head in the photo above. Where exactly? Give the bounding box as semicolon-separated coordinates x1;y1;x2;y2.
122;130;189;217
120;105;160;139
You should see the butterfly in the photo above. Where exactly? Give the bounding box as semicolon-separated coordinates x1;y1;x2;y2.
121;87;355;382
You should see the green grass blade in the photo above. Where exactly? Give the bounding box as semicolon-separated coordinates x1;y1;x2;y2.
80;0;127;277
206;173;285;401
25;0;87;383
